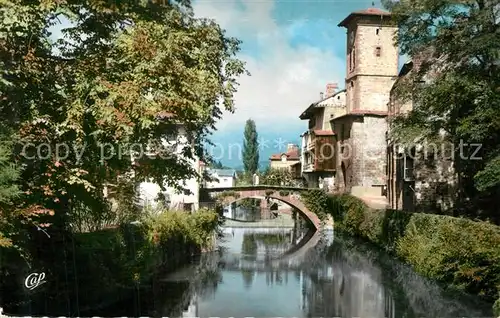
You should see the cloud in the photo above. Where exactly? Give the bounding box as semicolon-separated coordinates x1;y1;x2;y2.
193;0;345;132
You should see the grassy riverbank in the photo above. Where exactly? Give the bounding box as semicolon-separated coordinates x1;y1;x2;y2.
0;209;220;316
302;190;500;315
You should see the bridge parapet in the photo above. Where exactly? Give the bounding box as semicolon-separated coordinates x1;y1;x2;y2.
201;185;313;193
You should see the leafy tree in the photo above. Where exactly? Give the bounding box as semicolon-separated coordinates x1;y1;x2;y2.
260;167;294;186
0;0;246;237
0;143;20;206
384;0;500;222
235;170;253;186
0;138;20;247
242;119;259;174
237;197;260;210
0;133;53;248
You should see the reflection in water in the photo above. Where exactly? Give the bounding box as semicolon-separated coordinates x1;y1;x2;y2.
2;228;493;317
226;200;262;221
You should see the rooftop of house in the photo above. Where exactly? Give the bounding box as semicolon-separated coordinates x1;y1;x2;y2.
269;148;300;161
299;89;346;120
390;49;438;96
399;60;414;77
330;110;388;121
313;130;335;136
300;129;336;137
207;169;237;178
338;7;392;27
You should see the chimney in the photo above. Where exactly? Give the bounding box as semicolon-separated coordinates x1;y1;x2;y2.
326;83;338;97
320;92;324;100
287;144;298;152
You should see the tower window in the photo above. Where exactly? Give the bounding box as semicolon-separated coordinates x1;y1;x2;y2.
376;28;380;35
349;50;354;72
352;47;356;70
375;46;381;57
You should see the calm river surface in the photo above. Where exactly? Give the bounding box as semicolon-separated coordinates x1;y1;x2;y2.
2;227;494;317
93;227;491;317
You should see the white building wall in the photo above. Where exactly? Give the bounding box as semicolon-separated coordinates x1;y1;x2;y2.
137;125;200;212
300;132;307;174
205;174;235;188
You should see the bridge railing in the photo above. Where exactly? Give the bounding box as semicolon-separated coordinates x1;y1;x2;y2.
199;184;324;191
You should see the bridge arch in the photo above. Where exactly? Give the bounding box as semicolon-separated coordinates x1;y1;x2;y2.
218;189;321;230
223;196;283;212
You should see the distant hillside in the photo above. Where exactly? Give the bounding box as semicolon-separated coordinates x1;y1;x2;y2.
230;160;269;172
259;160;269;170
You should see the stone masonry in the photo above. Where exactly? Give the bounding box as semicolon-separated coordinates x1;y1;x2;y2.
221;189;321;230
387;52;457;213
332;8;398;197
352;116;387;186
333;115;386;192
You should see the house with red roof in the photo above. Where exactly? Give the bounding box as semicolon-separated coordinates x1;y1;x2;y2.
269;144;302;178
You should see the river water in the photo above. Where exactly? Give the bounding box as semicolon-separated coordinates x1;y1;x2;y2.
2;226;493;317
90;226;492;317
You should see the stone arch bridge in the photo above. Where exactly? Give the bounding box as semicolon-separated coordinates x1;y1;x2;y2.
200;186;321;230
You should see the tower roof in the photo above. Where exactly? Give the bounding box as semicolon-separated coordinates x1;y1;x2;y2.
338;8;391;27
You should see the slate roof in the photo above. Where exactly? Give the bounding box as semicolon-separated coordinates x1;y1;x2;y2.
269;149;300;160
313;130;335;136
299;89;346;120
338;8;392;27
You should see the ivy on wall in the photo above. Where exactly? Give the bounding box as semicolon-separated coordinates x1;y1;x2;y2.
215;191;240;203
300;189;330;221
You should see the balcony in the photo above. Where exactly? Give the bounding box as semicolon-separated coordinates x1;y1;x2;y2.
302;132;315;151
306;135;336;173
306;133;318;151
303;161;314;172
306;139;315;151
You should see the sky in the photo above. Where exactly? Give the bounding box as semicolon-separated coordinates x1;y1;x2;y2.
192;0;405;168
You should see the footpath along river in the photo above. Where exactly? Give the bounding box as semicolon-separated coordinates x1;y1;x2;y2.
1;226;494;317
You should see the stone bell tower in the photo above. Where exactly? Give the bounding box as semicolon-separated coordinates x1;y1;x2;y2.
334;8;399;195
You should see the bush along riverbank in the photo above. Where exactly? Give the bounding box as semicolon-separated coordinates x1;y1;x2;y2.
328;232;493;316
302;190;500;316
0;209;220;316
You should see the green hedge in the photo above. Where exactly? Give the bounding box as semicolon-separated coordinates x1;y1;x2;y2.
0;209;220;312
216;191;240;201
302;190;500;314
144;208;220;254
74;209;220;287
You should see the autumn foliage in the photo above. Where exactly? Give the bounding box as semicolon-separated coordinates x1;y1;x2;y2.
0;0;245;247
